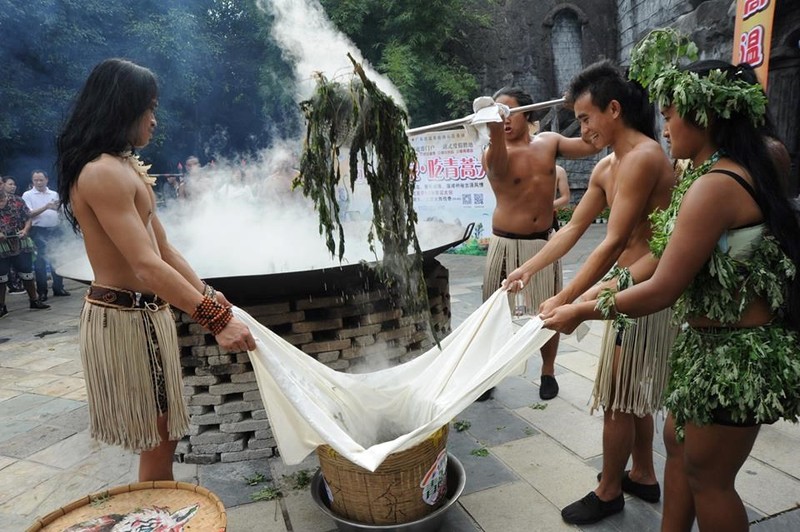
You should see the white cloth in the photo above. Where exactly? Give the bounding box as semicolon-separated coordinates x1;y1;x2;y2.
22;187;60;227
239;289;555;472
462;97;511;143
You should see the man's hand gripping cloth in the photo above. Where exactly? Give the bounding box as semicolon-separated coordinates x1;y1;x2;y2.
463;96;511;143
238;289;554;472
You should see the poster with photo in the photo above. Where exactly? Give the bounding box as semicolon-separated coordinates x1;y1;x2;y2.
408;129;495;254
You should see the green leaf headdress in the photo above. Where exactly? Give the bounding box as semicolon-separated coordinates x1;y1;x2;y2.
628;28;767;128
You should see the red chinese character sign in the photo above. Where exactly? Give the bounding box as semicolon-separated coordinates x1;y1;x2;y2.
733;0;776;88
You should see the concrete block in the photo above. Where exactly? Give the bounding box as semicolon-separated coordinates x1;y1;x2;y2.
215;400;262;415
335;324;382;339
208;381;260;395
220;419;269;433
301;339;351;355
192;439;247;454
220;448;272;462
190;430;244;445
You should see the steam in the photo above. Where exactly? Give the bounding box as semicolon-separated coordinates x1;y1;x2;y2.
54;0;460;288
256;0;405;105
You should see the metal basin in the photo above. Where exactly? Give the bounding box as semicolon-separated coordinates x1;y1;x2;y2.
311;453;466;532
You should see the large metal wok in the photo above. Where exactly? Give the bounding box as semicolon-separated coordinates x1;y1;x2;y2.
58;222;473;302
204;222;473;302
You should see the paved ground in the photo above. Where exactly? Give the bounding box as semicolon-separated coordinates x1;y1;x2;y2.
2;224;799;531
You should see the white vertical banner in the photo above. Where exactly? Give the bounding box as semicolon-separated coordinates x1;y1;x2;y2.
408;129;495;252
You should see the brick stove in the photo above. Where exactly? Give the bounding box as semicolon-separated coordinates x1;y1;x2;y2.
175;258;452;464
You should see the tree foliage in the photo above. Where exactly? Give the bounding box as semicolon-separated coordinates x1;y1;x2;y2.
0;0;487;182
318;0;487;126
0;0;297;181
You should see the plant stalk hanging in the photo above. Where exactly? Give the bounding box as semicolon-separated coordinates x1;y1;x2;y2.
295;54;437;341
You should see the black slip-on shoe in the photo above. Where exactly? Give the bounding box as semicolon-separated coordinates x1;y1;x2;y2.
30;299;50;310
561;491;624;525
52;289;71;297
539;374;559;400
597;470;661;503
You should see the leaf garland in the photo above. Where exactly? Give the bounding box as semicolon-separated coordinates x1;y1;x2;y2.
295;55;434;335
629;28;767;128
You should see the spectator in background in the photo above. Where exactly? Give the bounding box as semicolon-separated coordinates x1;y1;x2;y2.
160;174;181;204
2;177;25;294
554;165;571;210
22;170;70;300
0;189;50;317
181;155;201;199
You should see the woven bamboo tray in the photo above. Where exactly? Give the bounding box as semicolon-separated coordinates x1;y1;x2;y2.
316;425;449;525
26;481;226;532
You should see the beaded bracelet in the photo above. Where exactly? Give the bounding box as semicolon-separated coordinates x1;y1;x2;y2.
595;288;635;331
192;296;233;335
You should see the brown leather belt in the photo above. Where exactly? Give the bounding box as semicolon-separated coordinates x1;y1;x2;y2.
86;285;167;309
492;228;551;240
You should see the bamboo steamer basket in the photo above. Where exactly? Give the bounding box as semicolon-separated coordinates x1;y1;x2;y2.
26;481;226;532
316;425;449;525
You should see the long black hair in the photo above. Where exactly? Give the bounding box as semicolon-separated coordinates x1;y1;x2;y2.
56;58;158;232
683;59;800;329
566;59;657;140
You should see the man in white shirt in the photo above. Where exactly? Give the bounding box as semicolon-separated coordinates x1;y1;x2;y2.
22;170;70;300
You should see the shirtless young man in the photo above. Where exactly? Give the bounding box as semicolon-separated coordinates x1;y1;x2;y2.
56;59;256;482
504;61;676;525
479;87;599;401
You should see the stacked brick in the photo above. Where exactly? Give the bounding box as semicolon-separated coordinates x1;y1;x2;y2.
175;259;451;464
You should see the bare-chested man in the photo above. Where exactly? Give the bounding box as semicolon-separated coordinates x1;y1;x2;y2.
505;61;676;525
479;87;599;401
56;59;256;482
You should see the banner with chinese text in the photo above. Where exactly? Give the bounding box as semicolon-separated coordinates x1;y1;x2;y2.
733;0;777;88
409;129;495;253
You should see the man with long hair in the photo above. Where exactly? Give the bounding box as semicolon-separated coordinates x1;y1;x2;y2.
57;58;255;481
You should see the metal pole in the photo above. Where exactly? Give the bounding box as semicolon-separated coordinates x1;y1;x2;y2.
405;97;566;136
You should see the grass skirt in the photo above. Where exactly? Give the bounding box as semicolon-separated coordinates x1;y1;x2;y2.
482;234;562;312
592;308;677;416
79;300;189;451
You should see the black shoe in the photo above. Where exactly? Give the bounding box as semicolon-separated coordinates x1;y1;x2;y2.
38;294;48;302
52;289;71;297
0;305;7;318
30;299;50;310
539;374;559;400
7;286;25;294
562;491;624;525
476;387;494;402
597;470;661;503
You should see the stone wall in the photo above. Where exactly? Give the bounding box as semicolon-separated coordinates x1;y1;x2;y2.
466;0;618;102
175;259;451;464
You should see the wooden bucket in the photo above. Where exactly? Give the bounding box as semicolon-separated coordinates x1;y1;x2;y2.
26;481;226;532
316;425;449;525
